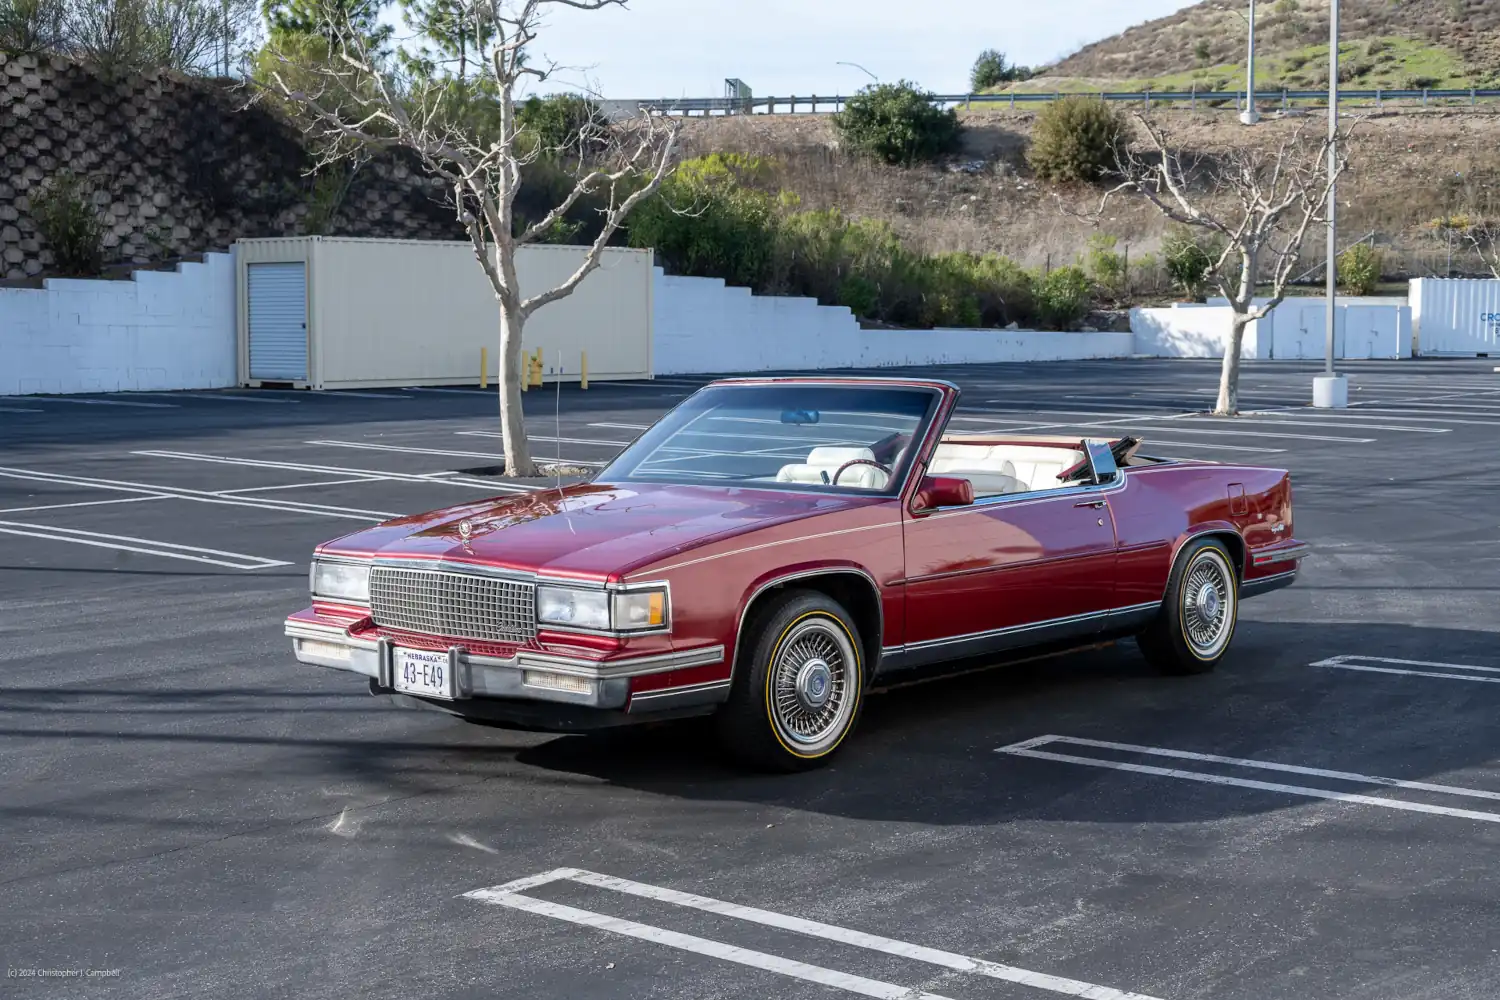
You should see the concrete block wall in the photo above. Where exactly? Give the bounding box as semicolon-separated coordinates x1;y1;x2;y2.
652;269;1131;373
0;251;235;395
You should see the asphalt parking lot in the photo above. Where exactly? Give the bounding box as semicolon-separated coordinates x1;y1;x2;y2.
4;358;1500;999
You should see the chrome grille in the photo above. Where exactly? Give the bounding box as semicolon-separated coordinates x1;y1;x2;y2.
369;566;536;643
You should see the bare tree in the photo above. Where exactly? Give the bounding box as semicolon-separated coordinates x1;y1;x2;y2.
259;0;678;477
1461;223;1500;280
1093;115;1351;415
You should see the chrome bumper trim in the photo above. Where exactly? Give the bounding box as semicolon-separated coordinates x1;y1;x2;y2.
286;618;725;710
1252;542;1310;568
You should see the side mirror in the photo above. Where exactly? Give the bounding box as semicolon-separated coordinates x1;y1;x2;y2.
912;475;974;513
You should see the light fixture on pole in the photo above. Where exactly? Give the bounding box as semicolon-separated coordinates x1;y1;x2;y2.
836;61;879;83
1313;0;1348;408
1240;0;1260;125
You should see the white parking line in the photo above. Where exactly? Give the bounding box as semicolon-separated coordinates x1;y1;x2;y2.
130;392;300;405
1242;409;1493;426
0;520;291;570
465;868;1160;1000
1164;416;1452;434
0;406;44;413
130;449;536;493
306;439;563;469
1136;440;1288;454
25;397;178;409
0;495;172;514
457;431;626;449
1313;654;1500;685
997;735;1500;824
589;422;649;431
0;467;394;521
403;387;493;396
217;477;383;495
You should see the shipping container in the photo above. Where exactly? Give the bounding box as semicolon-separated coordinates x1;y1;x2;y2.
1410;278;1500;356
234;237;654;389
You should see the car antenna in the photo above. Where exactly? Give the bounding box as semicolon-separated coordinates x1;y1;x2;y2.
555;350;564;499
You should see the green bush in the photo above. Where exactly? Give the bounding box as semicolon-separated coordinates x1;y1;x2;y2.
633;154;1053;329
833;81;962;166
970;49;1008;91
628;154;780;289
518;93;607;154
32;172;106;277
1083;233;1127;297
1162;227;1223;299
1339;243;1382;296
1027;95;1128;184
1033;266;1093;330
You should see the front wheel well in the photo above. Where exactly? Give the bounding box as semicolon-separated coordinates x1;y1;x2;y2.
733;572;883;680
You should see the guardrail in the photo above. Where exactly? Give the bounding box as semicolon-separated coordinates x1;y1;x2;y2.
612;88;1500;117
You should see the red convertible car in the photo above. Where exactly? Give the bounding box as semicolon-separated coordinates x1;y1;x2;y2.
287;377;1306;771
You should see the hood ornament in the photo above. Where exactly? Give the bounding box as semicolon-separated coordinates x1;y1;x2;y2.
458;520;473;540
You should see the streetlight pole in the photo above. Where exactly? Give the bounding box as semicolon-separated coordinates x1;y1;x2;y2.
1240;0;1260;125
1314;0;1348;407
836;61;879;84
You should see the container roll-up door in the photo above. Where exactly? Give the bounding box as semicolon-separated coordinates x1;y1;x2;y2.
248;262;308;381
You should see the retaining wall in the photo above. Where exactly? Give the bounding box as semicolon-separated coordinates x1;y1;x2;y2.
0;251;235;394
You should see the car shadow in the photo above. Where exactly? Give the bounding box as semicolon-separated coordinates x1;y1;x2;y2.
510;620;1500;827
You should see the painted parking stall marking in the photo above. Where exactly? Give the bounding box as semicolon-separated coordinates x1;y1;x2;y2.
465;868;1162;1000
0;520;290;570
130;449;536;493
1313;654;1500;685
997;736;1500;824
0;466;396;521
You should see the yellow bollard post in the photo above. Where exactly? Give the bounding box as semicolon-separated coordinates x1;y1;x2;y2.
480;347;488;389
580;350;588;390
532;348;544;387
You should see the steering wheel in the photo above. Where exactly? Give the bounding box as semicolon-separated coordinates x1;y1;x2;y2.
832;458;893;486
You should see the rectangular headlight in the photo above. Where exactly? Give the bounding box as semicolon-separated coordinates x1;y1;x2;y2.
536;586;610;630
612;589;668;631
311;558;370;604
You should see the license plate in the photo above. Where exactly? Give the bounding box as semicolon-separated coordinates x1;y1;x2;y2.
394;648;454;700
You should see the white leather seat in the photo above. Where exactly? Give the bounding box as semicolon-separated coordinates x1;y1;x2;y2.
777;446;889;490
930;442;1085;493
929;444;1026;497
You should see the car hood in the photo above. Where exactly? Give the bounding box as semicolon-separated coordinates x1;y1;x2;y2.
320;481;888;579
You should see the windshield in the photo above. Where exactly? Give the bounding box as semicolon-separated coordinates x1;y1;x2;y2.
599;383;941;493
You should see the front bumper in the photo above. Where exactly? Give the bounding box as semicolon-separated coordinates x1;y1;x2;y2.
287;614;726;715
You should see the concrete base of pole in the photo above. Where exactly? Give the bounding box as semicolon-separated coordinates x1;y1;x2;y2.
1239;109;1261;125
1312;374;1349;408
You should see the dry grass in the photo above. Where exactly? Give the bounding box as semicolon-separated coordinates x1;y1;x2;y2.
1042;0;1500;86
679;107;1500;278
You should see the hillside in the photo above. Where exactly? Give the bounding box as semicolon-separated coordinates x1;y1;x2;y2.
1014;0;1500;92
680;108;1500;280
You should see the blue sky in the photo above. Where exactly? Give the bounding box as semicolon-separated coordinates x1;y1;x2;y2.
383;1;1201;98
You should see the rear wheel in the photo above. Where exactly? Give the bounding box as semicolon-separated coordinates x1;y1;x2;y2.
716;590;865;772
1138;538;1238;675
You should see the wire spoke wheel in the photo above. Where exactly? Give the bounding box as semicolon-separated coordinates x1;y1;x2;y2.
768;618;859;756
1181;550;1235;658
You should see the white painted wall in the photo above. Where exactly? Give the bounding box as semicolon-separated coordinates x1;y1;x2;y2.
1410;278;1500;355
652;269;1131;373
0;252;236;395
1131;306;1268;359
1132;302;1411;360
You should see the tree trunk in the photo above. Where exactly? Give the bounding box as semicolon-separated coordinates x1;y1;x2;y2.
1215;312;1252;416
497;301;535;478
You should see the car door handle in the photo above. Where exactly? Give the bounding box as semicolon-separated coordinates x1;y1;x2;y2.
1074;500;1108;509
